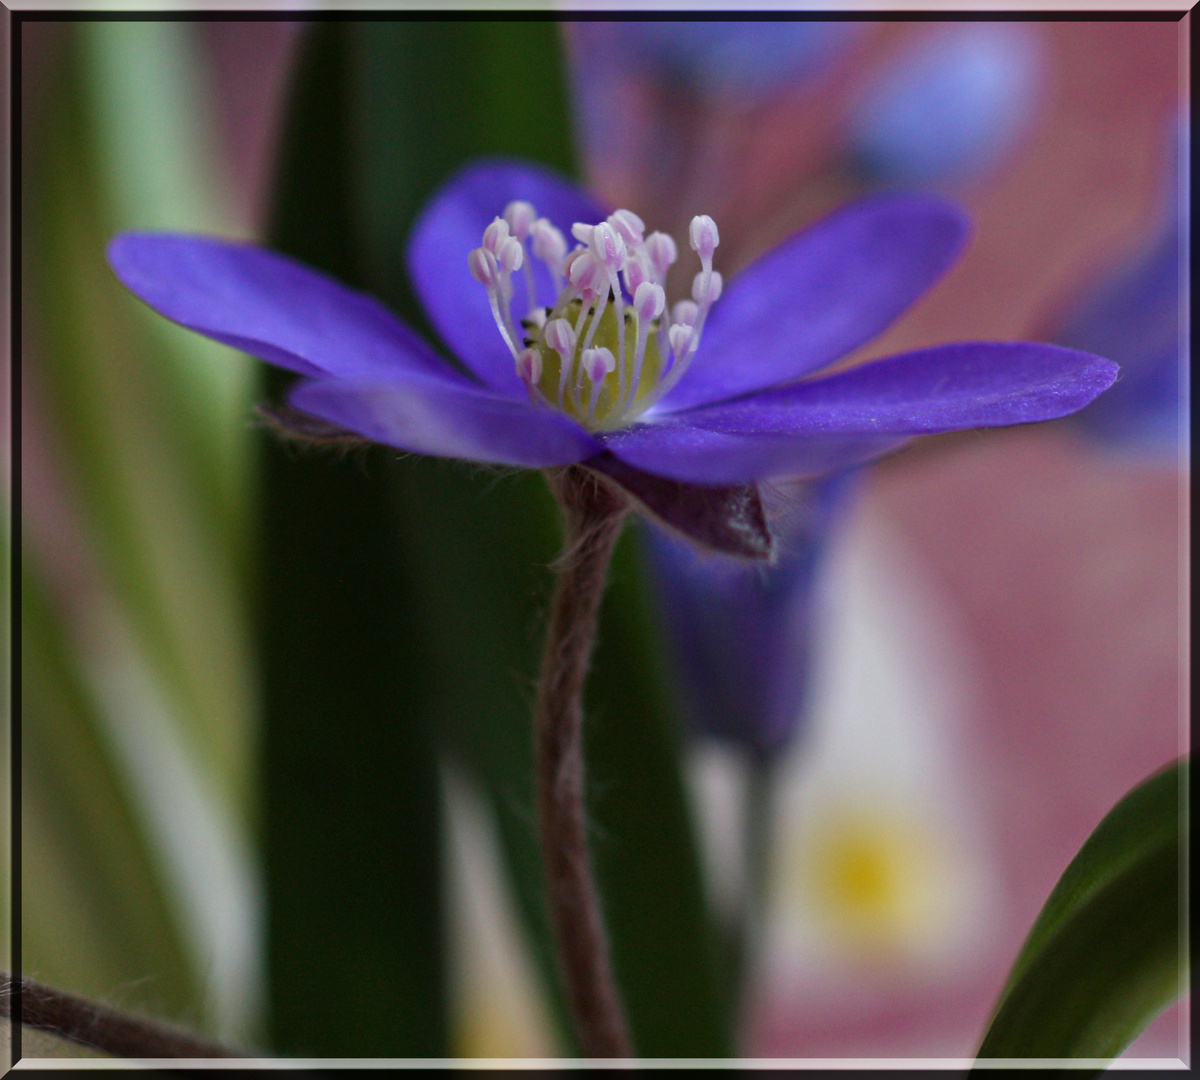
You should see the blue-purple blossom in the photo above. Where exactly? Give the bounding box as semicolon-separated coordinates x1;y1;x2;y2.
612;21;861;102
848;24;1043;187
644;472;857;755
1050;116;1186;458
1053;225;1184;456
108;159;1116;526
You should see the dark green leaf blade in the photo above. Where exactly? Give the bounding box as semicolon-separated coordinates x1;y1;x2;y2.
260;24;447;1056
975;758;1187;1063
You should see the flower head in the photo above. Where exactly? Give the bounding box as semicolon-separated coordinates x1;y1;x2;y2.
108;159;1117;554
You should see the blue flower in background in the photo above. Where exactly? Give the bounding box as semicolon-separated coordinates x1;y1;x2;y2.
108;158;1115;545
1051;116;1187;458
621;21;862;101
644;471;857;756
848;24;1043;186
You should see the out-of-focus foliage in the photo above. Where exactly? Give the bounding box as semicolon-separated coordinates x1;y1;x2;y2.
976;759;1187;1062
21;22;259;1044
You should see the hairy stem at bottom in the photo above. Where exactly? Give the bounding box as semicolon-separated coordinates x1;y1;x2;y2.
534;464;633;1059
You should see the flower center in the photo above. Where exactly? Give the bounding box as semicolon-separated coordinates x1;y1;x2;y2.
469;201;721;431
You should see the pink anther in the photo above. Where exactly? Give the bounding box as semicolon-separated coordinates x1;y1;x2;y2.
568;250;604;295
531;219;567;267
645;232;678;280
582;347;616;383
503;201;536;241
623;253;650;294
589;222;627;273
688;215;719;260
608;209;645;246
669;322;695;359
543;318;576;356
482;216;511;255
634;281;665;323
497;236;524;274
468;247;500;287
672;299;699;327
516;347;543;385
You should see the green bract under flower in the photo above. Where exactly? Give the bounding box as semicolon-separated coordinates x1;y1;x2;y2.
469;202;722;431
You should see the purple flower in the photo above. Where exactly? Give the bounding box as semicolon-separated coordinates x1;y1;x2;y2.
108;159;1116;554
1051;115;1186;458
602;21;859;102
644;471;857;755
1053;224;1184;456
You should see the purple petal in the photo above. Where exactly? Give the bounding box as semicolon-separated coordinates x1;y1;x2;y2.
658;193;970;412
407;159;607;397
108;233;464;387
606;342;1118;483
288;373;600;469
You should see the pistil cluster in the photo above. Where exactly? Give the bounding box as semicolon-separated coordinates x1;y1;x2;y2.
469;201;722;430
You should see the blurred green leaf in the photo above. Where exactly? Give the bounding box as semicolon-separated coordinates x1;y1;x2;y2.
975;758;1187;1063
260;24;447;1057
28;24;256;818
21;553;197;1022
22;23;259;1043
78;21;256;575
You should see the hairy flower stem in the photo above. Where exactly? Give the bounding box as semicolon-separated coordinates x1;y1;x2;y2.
0;972;239;1058
535;464;633;1059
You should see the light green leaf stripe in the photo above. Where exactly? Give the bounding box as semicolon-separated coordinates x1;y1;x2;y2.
79;21;257;562
975;758;1187;1063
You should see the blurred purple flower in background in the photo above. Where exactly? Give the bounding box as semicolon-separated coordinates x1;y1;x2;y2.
1050;115;1187;458
617;21;862;102
643;471;857;756
847;24;1044;187
108;158;1115;541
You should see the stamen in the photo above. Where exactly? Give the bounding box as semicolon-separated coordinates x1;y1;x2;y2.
483;216;511;255
516;346;543;389
688;215;720;262
692;270;723;305
504;201;536;241
469;246;521;359
497;236;524;274
644;231;678;284
473;204;721;431
531;218;568;293
623;252;650;295
668;322;694;362
468;246;500;288
581;346;616;421
648;213;722;405
588;222;628;273
579;281;610;355
672;299;699;327
626;281;665;414
544;318;577;410
607;208;645;246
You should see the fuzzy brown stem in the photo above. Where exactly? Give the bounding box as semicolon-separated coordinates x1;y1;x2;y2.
534;465;633;1059
0;972;240;1058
